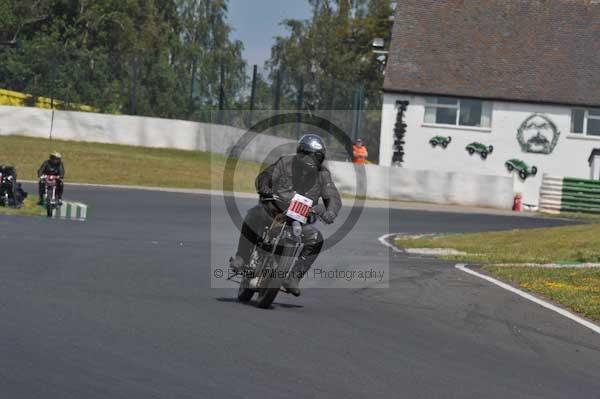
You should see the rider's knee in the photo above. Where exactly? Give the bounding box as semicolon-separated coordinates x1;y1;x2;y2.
303;226;323;247
246;204;266;221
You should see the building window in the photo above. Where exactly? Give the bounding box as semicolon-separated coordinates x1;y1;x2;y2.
571;108;600;136
424;97;492;128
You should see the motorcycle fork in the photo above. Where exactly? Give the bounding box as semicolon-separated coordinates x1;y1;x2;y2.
282;241;304;280
273;221;305;281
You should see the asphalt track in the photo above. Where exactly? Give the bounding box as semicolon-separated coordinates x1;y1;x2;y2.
1;185;599;399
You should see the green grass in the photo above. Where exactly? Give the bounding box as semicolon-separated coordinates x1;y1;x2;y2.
0;197;43;217
483;266;600;321
0;135;263;193
396;224;600;264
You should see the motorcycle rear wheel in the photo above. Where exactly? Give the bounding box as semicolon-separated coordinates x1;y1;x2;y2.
237;279;254;303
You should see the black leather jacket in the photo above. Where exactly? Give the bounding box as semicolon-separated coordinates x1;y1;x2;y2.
37;160;65;179
255;155;342;217
0;165;16;180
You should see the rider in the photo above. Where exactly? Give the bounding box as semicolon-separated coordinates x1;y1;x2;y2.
37;152;65;205
0;164;18;207
230;134;342;296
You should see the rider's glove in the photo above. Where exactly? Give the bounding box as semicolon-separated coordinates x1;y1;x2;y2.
312;204;326;216
308;204;326;224
321;210;336;224
278;190;296;203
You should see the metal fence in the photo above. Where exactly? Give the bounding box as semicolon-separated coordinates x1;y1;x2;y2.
1;48;384;162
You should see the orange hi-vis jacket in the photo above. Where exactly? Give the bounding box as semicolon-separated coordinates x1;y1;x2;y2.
352;144;368;164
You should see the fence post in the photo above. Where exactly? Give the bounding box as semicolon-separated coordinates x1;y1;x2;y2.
48;52;59;140
189;58;197;115
218;61;225;124
296;76;304;139
130;55;139;115
326;79;336;145
248;64;257;127
351;84;364;142
273;70;281;129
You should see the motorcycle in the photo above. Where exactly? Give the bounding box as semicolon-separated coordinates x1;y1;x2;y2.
232;193;320;309
42;174;62;217
0;171;9;207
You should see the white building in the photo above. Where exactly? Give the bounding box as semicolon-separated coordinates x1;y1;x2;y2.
379;0;600;206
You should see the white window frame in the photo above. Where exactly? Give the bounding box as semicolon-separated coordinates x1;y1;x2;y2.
424;97;492;129
571;108;600;136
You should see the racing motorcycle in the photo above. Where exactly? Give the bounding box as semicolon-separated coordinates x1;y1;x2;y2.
0;170;10;207
42;174;62;217
231;193;321;309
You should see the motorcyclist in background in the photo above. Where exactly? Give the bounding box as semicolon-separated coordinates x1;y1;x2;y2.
0;164;18;207
37;152;65;205
230;134;342;296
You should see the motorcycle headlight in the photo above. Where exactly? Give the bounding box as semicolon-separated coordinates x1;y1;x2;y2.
292;221;303;237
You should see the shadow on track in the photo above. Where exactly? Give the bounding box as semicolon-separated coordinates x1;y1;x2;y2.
215;297;304;309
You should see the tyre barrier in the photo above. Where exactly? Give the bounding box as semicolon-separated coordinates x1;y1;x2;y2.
51;201;88;221
539;174;600;214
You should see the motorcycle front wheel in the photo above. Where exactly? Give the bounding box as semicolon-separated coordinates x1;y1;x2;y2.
255;264;284;309
256;285;282;309
237;279;255;303
46;198;53;218
255;244;298;309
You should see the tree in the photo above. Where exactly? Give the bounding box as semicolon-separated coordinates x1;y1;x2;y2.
266;0;394;110
0;0;247;120
0;0;52;46
177;0;246;120
263;0;395;159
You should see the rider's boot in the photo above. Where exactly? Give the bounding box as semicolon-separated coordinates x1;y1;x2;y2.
283;257;312;297
229;255;245;274
38;182;45;205
283;276;301;297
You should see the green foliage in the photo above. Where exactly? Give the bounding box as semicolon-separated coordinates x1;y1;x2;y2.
0;135;262;192
483;266;600;321
0;0;393;153
264;0;395;159
0;197;43;218
266;0;394;110
0;0;246;119
397;224;600;265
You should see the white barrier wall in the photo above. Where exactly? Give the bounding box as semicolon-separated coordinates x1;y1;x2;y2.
327;161;514;209
379;94;600;206
0;106;296;164
1;105;514;208
0;105;54;138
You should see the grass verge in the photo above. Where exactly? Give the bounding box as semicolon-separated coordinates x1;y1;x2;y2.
0;197;43;217
483;266;600;321
396;224;600;264
0;135;263;193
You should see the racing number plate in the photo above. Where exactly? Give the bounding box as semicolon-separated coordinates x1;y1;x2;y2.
286;194;313;224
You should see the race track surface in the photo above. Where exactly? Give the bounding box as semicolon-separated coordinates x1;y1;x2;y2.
1;185;599;399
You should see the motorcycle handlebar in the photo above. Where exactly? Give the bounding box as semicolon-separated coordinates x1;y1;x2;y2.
259;194;283;202
260;194;323;223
